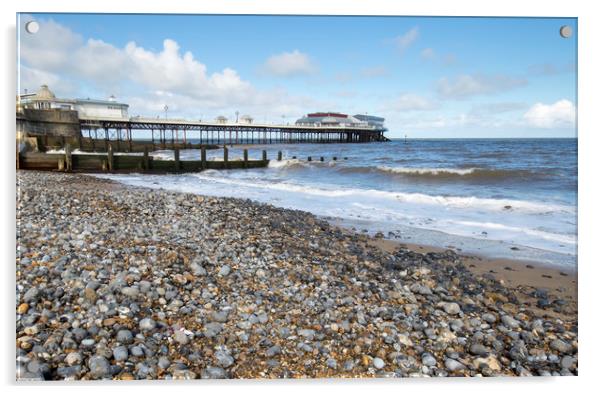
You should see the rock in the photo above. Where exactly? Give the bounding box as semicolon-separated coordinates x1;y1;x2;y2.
121;287;140;298
469;343;489;356
17;303;29;314
203;322;223;338
130;346;145;357
218;265;231;276
473;355;502;372
173;330;190;345
215;350;234;368
445;358;465;372
139;318;156;331
482;313;497;324
211;310;229;323
116;329;134;344
84;287;97;302
22;288;39;303
373;357;385;369
201;366;227;379
65;352;83;366
158;357;171;370
298;329;316;340
560;356;575;369
88;356;111;378
266;345;281;357
422;353;437;367
441;302;461;315
112;346;128;361
550;339;573;354
501;315;520;329
326;358;338;369
173;369;197;380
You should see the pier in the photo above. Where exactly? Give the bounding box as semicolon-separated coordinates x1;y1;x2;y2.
78;116;389;147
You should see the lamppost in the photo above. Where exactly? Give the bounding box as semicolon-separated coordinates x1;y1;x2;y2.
235;111;239;123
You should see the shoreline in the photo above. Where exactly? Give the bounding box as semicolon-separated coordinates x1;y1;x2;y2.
16;171;578;379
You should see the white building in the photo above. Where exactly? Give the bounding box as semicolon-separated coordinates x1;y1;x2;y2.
215;116;228;124
18;85;129;120
239;114;253;124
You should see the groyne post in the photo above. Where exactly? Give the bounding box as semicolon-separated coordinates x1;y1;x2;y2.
223;146;229;169
201;147;206;170
107;144;114;172
143;146;149;171
277;151;282;161
308;156;312;162
262;150;267;162
65;144;72;172
320;157;324;162
174;147;180;172
243;149;248;168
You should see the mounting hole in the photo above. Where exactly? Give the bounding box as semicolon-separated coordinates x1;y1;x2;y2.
560;25;572;38
25;20;39;34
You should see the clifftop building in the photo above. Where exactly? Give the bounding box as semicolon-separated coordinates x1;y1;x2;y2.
17;85;129;120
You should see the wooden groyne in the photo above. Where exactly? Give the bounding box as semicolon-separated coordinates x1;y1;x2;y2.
17;145;271;174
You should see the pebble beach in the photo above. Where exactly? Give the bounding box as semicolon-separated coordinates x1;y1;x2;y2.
16;171;578;380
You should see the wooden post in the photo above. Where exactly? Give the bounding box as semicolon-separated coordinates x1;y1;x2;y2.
101;160;107;172
143;146;149;170
91;130;96;151
308;156;312;162
243;149;248;168
58;157;65;171
174;147;180;172
277;151;282;161
65;144;72;172
223;146;229;169
77;134;83;151
201;147;206;170
333;157;337;161
107;144;114;172
262;150;267;162
128;127;132;152
320;156;324;162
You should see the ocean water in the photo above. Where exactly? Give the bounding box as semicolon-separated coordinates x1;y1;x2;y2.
95;138;577;267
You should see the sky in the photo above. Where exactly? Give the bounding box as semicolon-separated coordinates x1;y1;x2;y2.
17;13;577;138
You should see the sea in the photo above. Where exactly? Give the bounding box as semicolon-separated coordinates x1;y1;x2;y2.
95;138;577;267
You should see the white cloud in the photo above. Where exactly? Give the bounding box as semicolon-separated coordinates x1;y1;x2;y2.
385;93;438;111
261;50;317;77
523;99;576;128
420;48;436;60
394;27;419;54
18;17;323;120
437;74;527;99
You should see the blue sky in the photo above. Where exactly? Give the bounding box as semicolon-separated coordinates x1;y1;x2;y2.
18;13;577;138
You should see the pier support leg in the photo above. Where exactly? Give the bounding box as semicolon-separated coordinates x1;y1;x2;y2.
128;127;132;152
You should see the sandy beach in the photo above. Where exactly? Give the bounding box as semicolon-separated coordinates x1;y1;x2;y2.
16;171;578;380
